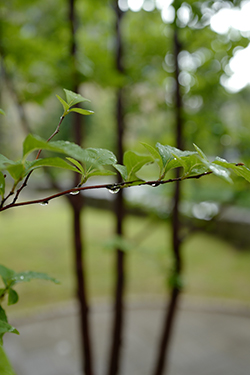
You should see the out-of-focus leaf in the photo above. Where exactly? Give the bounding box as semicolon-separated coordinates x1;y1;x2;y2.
0;320;19;336
0;155;14;171
7;289;19;306
214;157;250;183
0;109;5;116
12;271;60;285
0;172;5;199
0;344;17;374
6;163;25;182
0;266;15;285
68;108;94;115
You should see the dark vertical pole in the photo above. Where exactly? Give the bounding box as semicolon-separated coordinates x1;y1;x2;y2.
68;1;94;375
152;23;183;375
107;3;126;375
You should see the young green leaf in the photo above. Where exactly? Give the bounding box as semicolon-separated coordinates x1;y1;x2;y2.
0;320;19;336
0;155;14;171
0;307;7;323
123;150;154;181
113;164;128;181
193;144;209;161
8;289;19;306
68;108;94;116
56;95;70;113
6;162;25;182
0;266;15;286
214;157;250;183
63;89;90;107
25;157;81;175
12;271;60;285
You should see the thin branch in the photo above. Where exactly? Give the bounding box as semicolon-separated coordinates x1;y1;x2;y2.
0;171;212;212
10;115;65;205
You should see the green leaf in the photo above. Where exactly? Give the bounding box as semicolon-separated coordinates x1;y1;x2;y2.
113;164;128;181
0;266;15;286
0;109;5;116
0;320;19;336
68;108;94;116
0;344;17;374
25;157;80;175
156;143;175;167
50;141;117;167
87;168;117;179
123;150;154;181
0;172;5;199
22;134;63;159
63;89;90;107
214;157;250;183
6;162;25;182
8;289;19;306
202;160;232;183
56;95;70;113
141;142;163;167
66;157;85;174
12;271;60;285
193;144;209;161
0;307;7;324
0;155;15;171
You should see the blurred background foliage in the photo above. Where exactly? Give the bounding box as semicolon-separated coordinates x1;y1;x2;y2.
1;0;250;307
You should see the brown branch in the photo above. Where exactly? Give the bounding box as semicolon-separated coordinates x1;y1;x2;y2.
0;172;212;212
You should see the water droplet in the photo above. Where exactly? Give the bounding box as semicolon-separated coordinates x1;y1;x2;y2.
174;158;177;161
70;190;80;195
107;185;121;194
151;182;160;187
40;201;49;206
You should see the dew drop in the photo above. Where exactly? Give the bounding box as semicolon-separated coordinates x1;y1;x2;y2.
70;190;80;195
40;201;49;206
151;182;160;187
107;185;121;194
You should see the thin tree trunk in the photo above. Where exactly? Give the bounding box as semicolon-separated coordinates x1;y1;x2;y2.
107;3;126;375
68;1;94;374
152;25;183;375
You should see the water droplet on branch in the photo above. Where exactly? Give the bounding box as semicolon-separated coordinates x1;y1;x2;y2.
107;185;121;194
70;190;80;195
151;182;160;187
40;201;49;206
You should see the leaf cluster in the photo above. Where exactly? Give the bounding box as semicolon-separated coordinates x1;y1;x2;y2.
0;264;59;345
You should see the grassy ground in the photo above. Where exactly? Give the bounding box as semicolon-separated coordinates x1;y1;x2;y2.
1;200;250;315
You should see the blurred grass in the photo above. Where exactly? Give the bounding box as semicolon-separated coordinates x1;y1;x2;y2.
0;200;250;315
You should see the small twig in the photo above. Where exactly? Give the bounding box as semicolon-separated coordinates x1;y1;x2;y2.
0;171;212;212
10;115;65;205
